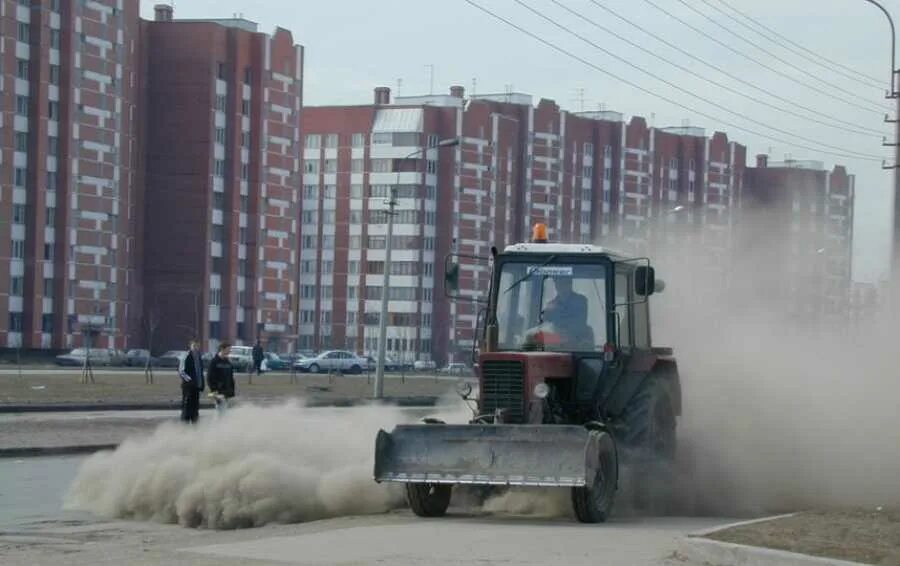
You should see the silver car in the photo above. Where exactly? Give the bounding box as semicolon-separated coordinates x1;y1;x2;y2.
295;350;367;374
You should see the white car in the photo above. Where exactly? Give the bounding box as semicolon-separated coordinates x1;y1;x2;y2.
227;346;254;371
414;360;437;372
295;350;368;374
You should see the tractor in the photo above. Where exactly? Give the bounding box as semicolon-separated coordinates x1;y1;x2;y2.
374;224;680;522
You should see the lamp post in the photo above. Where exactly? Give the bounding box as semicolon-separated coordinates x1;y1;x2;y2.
863;0;900;284
373;136;460;399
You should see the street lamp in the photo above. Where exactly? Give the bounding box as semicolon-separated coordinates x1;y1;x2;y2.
373;136;460;399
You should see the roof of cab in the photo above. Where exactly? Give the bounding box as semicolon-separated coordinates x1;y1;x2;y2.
502;242;632;261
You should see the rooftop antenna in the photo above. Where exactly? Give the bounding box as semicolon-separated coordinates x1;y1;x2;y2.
397;77;402;98
425;64;434;95
598;102;607;112
650;112;656;127
681;118;690;128
472;77;477;97
504;83;513;103
573;87;586;112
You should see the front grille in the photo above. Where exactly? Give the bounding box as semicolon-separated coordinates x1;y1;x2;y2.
480;360;525;423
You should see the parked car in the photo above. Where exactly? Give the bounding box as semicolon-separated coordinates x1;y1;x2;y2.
125;349;155;367
263;352;291;371
227;346;254;371
439;362;469;376
55;348;112;367
294;350;368;374
414;360;437;372
157;350;186;368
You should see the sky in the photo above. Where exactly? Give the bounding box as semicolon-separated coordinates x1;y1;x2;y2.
140;0;900;283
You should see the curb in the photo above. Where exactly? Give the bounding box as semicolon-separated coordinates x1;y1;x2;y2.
0;396;439;413
677;514;866;566
0;444;118;458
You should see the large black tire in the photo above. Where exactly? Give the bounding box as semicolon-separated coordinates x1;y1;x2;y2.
620;376;677;513
571;430;618;523
350;364;362;375
406;483;452;517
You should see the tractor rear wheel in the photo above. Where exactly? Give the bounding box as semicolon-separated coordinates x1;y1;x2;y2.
406;483;452;517
621;376;677;513
571;430;618;523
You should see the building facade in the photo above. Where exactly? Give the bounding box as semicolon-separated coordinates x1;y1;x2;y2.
741;156;855;326
302;86;750;364
141;6;303;353
0;0;143;351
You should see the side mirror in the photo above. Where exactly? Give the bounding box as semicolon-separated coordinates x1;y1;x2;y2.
634;266;656;296
455;380;473;400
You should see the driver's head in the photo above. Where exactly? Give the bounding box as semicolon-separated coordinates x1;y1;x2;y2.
553;276;573;297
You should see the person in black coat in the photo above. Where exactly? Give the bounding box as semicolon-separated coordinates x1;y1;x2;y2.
179;340;205;423
208;342;236;412
252;339;264;376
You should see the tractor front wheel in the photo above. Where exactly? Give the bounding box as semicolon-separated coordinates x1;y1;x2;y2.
406;483;452;517
571;430;618;523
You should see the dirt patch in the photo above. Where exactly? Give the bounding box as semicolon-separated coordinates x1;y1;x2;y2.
705;509;900;565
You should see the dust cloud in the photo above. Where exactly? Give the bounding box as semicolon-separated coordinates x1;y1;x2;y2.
65;400;468;529
647;210;900;517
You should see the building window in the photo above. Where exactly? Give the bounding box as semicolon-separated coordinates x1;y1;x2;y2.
215;127;226;145
241;163;249;180
50;29;60;49
239;227;248;244
15;168;27;188
584;142;594;155
603;145;612;159
217;62;227;80
305;134;321;149
44;243;54;260
47;171;57;191
211;225;225;242
10;276;24;296
351;133;366;147
48;136;59;156
11;240;25;259
243;67;252;84
323;184;336;199
350;184;363;198
349;260;359;274
238;259;248;276
426;160;437;174
427;134;438;148
16;59;29;80
212;191;225;210
351;159;364;173
348;286;357;300
11;205;26;225
350;210;362;224
48;101;59;120
215;94;226;112
350;235;361;249
45;206;55;225
210;287;222;306
322;235;335;249
325;134;338;148
15;132;28;152
322;210;336;224
305;161;320;174
302;210;317;224
303;185;318;199
49;64;60;85
321;286;333;300
9;313;23;332
43;278;54;297
583;165;593;178
241;131;250;147
302;235;316;249
16;96;29;116
241;99;251;115
209;321;221;338
370;159;392;173
214;159;226;177
324;160;337;174
240;195;248;212
41;314;54;333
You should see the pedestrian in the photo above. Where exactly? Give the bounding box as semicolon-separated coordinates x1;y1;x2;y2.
208;342;236;414
252;339;264;377
178;339;205;424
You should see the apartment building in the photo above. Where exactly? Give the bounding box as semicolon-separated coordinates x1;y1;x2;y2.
141;5;303;353
0;0;142;350
302;86;750;364
742;155;854;325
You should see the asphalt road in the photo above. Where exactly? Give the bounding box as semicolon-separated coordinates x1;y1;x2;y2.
0;511;724;565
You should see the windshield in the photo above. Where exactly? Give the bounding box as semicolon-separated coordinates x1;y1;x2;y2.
495;260;608;352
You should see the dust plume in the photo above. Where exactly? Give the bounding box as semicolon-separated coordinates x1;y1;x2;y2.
65;400;468;529
644;207;900;517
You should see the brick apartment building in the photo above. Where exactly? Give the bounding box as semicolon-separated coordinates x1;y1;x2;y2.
141;5;303;353
741;156;855;325
0;0;143;351
302;86;748;364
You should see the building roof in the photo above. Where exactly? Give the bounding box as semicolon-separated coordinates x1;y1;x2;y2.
372;108;424;132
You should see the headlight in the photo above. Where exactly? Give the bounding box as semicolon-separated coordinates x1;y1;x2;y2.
533;382;550;399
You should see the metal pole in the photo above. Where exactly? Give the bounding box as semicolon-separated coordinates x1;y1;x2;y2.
373;183;397;399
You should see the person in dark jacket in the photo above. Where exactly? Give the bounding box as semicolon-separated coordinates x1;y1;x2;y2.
252;339;264;376
208;342;236;413
178;340;205;423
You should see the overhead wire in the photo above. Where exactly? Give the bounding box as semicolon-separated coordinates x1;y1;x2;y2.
642;0;889;115
512;0;883;160
585;0;886;137
715;0;885;86
460;0;884;163
548;0;881;138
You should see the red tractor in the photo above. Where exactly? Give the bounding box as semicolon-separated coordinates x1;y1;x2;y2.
374;225;680;522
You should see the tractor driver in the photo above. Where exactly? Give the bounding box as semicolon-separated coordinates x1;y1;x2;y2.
542;276;594;349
